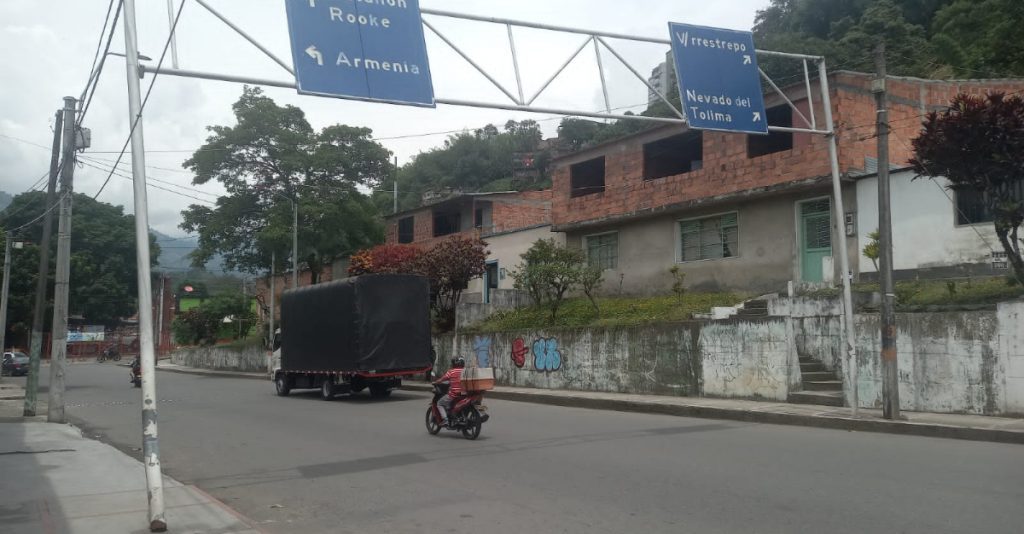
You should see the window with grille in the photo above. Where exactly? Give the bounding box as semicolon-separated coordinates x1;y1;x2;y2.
586;233;618;270
397;216;414;244
955;188;994;225
679;213;739;262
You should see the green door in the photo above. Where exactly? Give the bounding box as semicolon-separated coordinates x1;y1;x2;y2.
800;199;832;282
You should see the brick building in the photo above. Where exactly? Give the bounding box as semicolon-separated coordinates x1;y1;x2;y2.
384;190;561;302
550;71;1024;294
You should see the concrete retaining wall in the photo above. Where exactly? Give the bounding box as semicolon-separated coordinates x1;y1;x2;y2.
171;344;268;374
437;318;795;401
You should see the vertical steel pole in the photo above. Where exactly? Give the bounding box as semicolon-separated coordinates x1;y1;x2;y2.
165;0;180;68
0;238;12;359
874;43;900;420
47;96;77;425
393;156;399;215
25;109;62;415
818;59;859;416
122;0;166;529
292;199;298;289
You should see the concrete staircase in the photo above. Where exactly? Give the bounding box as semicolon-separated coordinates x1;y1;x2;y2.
736;299;768;318
788;356;845;407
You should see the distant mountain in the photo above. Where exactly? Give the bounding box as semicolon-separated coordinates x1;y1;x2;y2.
152;230;234;274
0;190;12;211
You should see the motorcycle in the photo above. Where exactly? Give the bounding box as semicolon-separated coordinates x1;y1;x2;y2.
425;382;489;440
98;346;121;363
130;358;141;388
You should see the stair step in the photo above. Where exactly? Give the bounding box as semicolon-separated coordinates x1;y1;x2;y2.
787;390;845;407
799;362;827;372
803;380;843;392
800;371;836;381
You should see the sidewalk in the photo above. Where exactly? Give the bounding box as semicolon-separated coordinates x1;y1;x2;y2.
0;383;261;533
154;363;1024;445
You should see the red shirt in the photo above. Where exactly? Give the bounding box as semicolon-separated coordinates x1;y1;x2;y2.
440;368;464;398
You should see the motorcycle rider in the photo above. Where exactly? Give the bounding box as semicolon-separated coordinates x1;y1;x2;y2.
433;356;465;426
129;354;141;383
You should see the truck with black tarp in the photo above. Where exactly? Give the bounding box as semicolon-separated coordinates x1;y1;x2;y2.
272;274;433;399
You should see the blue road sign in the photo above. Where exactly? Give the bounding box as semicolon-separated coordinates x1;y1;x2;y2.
668;22;767;135
284;0;435;107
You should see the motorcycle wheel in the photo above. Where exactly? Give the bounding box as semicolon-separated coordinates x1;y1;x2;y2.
461;408;482;440
425;407;441;435
96;355;105;363
133;378;141;388
113;354;121;362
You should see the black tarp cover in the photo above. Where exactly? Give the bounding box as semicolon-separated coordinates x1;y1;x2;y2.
280;274;432;373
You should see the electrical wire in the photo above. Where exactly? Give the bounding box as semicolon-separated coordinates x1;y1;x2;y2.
4;192;69;235
79;156;219;199
93;0;187;200
79;159;215;205
78;0;124;127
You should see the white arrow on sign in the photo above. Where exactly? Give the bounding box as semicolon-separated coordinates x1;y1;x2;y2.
752;112;762;122
743;55;752;65
306;45;323;66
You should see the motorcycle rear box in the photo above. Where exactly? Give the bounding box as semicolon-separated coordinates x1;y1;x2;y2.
462;367;495;392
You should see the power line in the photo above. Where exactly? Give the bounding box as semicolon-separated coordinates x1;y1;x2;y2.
4;192;69;235
79;0;124;127
93;0;187;200
79;159;215;205
79;156;219;199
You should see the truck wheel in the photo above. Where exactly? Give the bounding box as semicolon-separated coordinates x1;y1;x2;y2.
275;375;291;397
369;384;391;398
321;377;335;400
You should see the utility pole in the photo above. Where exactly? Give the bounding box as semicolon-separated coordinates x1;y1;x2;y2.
155;275;165;355
393;156;399;214
874;43;900;420
24;109;62;416
268;250;275;354
122;0;166;529
47;96;77;424
292;198;298;289
0;237;12;362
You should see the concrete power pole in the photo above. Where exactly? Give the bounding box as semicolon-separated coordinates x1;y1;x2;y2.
393;156;399;214
0;237;12;360
874;43;900;420
24;109;63;416
292;198;298;289
47;96;77;424
268;250;275;355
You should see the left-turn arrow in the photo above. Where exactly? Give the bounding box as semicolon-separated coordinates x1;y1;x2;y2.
306;45;323;66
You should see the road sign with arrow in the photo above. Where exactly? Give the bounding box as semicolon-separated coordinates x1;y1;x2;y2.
284;0;435;107
668;22;768;135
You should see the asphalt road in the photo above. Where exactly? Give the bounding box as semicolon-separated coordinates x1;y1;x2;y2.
16;363;1024;533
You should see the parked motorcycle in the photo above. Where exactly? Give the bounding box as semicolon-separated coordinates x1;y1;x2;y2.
130;358;141;388
425;383;489;440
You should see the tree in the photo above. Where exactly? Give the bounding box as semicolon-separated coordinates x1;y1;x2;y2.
0;191;159;332
417;237;488;331
180;86;388;278
931;0;1024;78
910;92;1024;284
171;290;254;345
862;230;881;271
512;239;587;321
578;265;604;315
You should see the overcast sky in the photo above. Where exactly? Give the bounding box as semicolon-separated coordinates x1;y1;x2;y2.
0;0;766;236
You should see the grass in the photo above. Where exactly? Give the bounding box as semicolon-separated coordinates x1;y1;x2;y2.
854;276;1023;308
466;292;744;332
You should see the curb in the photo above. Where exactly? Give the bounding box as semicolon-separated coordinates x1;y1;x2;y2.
401;383;1024;445
155;366;267;381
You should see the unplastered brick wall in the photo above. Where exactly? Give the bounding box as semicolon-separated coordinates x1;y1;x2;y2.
552;71;1024;229
385;191;552;246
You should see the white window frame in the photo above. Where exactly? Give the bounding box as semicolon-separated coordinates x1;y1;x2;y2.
584;231;619;270
676;211;740;263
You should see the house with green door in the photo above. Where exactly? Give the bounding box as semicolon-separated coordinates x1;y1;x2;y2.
547;72;1024;294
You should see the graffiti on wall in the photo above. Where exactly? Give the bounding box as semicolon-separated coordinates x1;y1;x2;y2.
511;338;528;368
532;337;563;372
473;336;492;367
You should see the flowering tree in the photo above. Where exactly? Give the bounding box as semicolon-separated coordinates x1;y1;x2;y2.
911;92;1024;285
347;244;422;276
